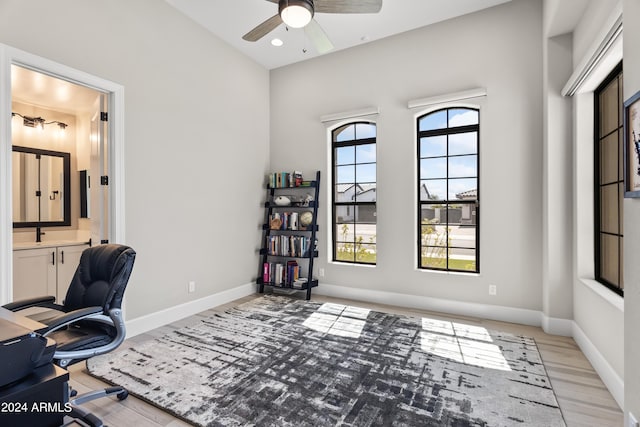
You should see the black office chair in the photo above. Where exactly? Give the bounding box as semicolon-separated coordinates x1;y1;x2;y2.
3;244;136;427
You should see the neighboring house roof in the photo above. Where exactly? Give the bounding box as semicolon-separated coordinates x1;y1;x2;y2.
336;183;377;201
336;183;362;193
420;183;432;200
456;189;477;199
359;187;376;195
338;183;475;201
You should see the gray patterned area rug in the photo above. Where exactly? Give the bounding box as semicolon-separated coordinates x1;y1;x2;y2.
87;295;565;426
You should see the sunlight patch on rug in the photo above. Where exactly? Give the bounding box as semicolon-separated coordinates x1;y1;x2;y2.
303;303;370;338
419;318;511;371
87;295;565;426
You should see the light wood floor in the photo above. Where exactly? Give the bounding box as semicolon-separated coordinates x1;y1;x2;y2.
66;293;623;427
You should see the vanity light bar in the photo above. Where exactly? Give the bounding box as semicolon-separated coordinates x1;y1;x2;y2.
12;112;67;130
21;115;44;129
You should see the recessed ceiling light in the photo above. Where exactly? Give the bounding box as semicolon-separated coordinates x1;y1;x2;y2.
271;38;284;47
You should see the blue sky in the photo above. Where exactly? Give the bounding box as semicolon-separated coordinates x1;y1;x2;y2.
333;110;479;198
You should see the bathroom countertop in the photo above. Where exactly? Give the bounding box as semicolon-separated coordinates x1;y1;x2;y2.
13;240;91;250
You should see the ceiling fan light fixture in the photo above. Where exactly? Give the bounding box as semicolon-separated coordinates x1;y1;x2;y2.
279;0;314;29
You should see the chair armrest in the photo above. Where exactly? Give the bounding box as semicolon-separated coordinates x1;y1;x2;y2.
53;308;127;368
39;306;104;335
2;296;59;312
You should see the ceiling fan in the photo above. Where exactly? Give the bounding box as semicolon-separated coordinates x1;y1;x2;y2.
242;0;383;54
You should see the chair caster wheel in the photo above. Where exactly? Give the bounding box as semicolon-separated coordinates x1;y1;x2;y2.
70;389;78;397
117;390;128;401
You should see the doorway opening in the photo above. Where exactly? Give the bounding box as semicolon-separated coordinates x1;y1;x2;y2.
0;44;125;306
10;65;110;302
12;65;109;245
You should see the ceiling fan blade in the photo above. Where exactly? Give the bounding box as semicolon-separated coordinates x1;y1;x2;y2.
314;0;382;14
242;14;283;42
304;19;334;54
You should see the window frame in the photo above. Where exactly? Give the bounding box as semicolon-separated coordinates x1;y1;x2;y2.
416;107;480;273
331;121;377;265
594;62;624;296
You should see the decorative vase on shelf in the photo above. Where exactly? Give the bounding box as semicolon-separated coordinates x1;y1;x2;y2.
274;196;291;206
300;211;313;227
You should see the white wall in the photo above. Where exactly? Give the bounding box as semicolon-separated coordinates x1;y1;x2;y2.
572;0;621;65
567;0;625;406
542;32;574;325
270;0;545;313
0;0;270;319
623;0;640;421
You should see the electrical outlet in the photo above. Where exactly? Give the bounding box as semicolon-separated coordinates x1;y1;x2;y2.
188;281;196;293
319;268;325;277
629;412;639;427
489;285;497;295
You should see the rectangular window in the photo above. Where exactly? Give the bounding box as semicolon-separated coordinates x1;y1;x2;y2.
595;63;623;295
332;122;376;264
417;108;479;272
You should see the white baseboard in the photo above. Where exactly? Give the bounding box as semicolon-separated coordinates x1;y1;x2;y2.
315;283;574;337
541;313;574;337
572;322;624;409
125;282;256;338
314;283;542;327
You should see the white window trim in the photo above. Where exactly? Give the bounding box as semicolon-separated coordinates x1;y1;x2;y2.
320;106;379;123
562;7;622;96
408;88;486;110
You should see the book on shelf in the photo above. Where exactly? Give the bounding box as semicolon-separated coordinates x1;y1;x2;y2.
274;264;283;285
286;260;299;285
268;171;305;188
265;235;312;257
263;262;269;283
292;277;308;289
263;261;302;287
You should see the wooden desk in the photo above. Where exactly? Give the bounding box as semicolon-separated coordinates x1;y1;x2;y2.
0;364;69;427
0;307;69;427
0;306;47;332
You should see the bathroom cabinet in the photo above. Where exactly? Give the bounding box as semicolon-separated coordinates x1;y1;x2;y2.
257;171;320;300
13;243;89;303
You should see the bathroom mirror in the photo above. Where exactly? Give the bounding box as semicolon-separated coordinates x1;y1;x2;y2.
12;146;71;227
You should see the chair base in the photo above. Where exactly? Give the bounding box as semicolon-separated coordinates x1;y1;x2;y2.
65;405;104;427
64;385;129;426
70;385;129;405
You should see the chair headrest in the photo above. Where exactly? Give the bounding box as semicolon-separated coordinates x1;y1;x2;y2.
64;244;136;312
82;244;135;282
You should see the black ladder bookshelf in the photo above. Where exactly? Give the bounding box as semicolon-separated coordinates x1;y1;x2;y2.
257;171;320;300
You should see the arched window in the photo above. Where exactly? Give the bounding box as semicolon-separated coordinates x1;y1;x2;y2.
417;108;479;272
332;122;376;264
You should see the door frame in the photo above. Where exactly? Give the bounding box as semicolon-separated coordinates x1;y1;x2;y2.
0;44;125;305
